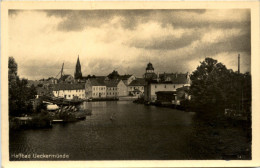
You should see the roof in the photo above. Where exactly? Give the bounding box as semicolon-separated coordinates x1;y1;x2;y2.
159;73;189;84
87;78;106;86
129;78;146;86
146;62;154;70
104;79;120;87
118;74;133;80
59;74;73;81
176;86;190;92
148;80;174;84
53;83;85;91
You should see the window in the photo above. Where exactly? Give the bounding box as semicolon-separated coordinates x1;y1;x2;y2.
174;85;175;88
165;85;167;88
155;85;157;88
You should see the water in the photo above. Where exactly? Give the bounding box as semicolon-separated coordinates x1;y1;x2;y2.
9;101;251;160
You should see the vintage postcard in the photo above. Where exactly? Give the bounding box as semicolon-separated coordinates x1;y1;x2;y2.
1;1;260;168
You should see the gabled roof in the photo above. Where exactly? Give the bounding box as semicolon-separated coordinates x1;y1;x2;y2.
176;86;190;92
129;78;146;86
59;74;73;81
159;73;189;84
87;78;106;86
53;83;85;91
104;79;120;87
118;74;133;80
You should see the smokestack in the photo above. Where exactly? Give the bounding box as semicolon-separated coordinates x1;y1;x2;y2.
238;54;240;74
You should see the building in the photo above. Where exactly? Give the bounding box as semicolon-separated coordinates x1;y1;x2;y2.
104;79;119;98
156;91;176;104
144;81;179;102
74;56;83;80
118;74;136;86
176;86;191;100
143;62;157;81
59;74;74;84
159;72;191;86
52;83;85;99
85;78;107;99
128;78;146;97
117;80;128;97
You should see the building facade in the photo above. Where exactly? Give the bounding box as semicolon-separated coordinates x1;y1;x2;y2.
105;80;118;98
128;78;145;97
85;78;107;99
117;80;128;97
52;83;85;99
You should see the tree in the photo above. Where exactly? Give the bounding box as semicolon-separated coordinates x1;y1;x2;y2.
190;58;232;113
107;70;120;79
9;57;37;116
190;57;251;117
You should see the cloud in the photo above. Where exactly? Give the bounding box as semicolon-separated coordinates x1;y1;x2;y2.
128;30;202;50
42;9;249;31
8;9;251;80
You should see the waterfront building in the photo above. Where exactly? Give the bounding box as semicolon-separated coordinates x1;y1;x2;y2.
118;74;136;86
104;79;118;98
117;80;128;97
176;86;191;100
74;56;83;80
128;78;146;97
156;91;176;104
85;78;107;99
159;72;191;86
144;73;191;102
53;83;85;99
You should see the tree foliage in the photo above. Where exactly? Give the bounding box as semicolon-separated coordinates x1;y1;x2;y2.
9;57;37;116
190;57;251;115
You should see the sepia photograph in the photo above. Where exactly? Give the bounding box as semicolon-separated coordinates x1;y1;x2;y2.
1;1;260;167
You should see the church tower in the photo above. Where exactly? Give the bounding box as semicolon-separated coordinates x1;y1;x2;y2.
143;62;157;80
74;55;82;80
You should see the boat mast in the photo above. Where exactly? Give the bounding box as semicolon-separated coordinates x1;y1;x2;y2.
61;62;64;79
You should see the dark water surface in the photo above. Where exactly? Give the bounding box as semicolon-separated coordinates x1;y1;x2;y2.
9;101;251;160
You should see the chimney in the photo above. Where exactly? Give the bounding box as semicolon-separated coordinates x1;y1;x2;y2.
238;54;240;74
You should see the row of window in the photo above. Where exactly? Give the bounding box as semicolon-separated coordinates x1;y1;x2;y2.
55;90;84;93
154;85;176;89
93;87;106;91
129;86;144;90
92;92;118;96
64;94;85;98
107;87;117;90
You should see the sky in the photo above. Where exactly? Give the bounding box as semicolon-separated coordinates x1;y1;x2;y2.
9;9;251;80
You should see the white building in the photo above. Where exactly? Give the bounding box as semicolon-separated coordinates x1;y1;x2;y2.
85;78;107;99
128;78;146;97
52;83;85;99
144;73;191;102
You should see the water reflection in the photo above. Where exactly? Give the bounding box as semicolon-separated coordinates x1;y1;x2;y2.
9;101;250;160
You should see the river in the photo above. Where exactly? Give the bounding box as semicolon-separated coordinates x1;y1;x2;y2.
9;101;251;160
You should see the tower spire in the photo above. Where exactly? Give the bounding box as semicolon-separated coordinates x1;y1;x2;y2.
74;55;82;80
